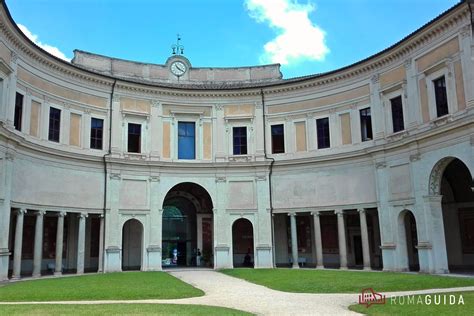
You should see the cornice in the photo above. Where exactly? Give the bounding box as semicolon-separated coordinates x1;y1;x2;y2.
0;1;469;98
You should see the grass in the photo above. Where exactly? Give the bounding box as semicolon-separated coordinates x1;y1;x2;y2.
349;291;473;315
221;268;474;293
0;272;204;301
0;304;252;315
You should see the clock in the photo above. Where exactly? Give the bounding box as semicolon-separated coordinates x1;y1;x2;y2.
170;61;187;77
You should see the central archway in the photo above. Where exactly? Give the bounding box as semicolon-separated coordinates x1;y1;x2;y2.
162;183;214;268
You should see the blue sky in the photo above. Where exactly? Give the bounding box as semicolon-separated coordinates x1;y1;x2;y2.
6;0;459;79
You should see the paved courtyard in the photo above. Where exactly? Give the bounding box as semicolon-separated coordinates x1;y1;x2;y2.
1;270;474;315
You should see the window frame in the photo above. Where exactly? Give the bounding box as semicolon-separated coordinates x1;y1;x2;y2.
433;76;449;118
177;121;196;160
389;95;405;133
127;122;142;153
316;117;331;149
232;126;248;155
359;107;373;142
14;91;24;131
90;117;104;150
48;106;61;143
270;123;285;154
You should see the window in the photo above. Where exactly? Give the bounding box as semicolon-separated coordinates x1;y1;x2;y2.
127;123;141;153
48;107;61;142
271;124;285;154
359;107;373;141
316;117;330;149
433;76;448;117
390;96;405;133
233;126;247;155
178;121;195;159
90;118;104;150
14;92;23;131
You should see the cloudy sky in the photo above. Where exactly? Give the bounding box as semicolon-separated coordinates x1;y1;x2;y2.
7;0;458;78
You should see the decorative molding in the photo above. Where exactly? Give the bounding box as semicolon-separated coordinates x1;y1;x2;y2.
409;153;421;162
215;104;223;111
380;243;396;250
16;209;27;215
334;209;344;216
109;172;121;180
5;151;15;161
149;176;160;182
375;161;387;169
460;24;471;38
371;74;380;84
429;157;455;195
215;176;226;183
415;241;432;250
78;213;88;219
35;210;46;216
404;58;412;69
112;95;120;102
255;175;267;181
151;100;160;107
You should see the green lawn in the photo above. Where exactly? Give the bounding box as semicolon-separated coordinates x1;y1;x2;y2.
349;291;473;315
0;272;204;301
0;304;252;315
221;269;474;293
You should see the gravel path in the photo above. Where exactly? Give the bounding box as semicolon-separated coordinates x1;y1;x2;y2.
1;270;474;315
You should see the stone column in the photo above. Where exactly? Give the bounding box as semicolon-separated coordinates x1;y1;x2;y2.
54;211;66;275
12;209;27;279
358;209;371;270
97;215;104;272
289;212;299;269
335;209;348;269
76;213;88;274
32;210;45;277
312;211;324;269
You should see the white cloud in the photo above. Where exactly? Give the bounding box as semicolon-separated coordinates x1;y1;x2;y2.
17;24;70;62
245;0;329;66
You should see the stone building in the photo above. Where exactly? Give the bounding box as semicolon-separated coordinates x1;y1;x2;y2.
0;1;473;281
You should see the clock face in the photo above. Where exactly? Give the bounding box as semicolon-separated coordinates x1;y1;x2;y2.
171;61;187;76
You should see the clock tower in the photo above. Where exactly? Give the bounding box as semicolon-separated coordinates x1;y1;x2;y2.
166;34;191;81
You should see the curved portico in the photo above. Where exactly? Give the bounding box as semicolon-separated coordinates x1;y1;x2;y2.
0;1;473;281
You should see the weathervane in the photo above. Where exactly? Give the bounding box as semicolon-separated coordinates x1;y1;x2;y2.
171;34;184;55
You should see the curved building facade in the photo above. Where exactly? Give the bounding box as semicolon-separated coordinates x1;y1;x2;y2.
0;1;473;280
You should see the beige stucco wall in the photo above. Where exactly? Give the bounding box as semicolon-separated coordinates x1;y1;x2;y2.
69;113;81;147
419;78;430;122
268;85;370;114
162;122;170;158
454;60;466;110
340;113;352;145
17;67;108;108
416;37;460;72
295;121;307;152
224;104;254;116
203;122;212;160
0;41;11;64
380;65;406;88
29;100;41;137
121;97;151;113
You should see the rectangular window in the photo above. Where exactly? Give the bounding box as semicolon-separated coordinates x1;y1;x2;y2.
434;76;448;117
178;121;195;159
14;92;23;131
271;124;285;154
316;117;330;149
127;123;141;153
233;126;247;155
360;107;373;142
390;96;405;133
48;107;61;142
90;118;104;150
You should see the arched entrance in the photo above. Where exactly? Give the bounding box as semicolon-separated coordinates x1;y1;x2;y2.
438;158;474;272
399;210;419;272
162;183;213;268
232;218;254;268
122;219;143;271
